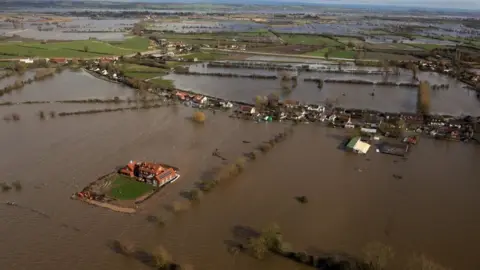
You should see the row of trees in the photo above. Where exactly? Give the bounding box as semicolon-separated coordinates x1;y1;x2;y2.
244;224;450;270
111;240;192;270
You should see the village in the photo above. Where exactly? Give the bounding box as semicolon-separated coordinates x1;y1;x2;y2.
80;54;480;158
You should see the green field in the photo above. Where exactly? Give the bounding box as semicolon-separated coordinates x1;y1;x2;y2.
149;77;174;88
0;40;145;58
109;36;151;51
119;63;168;80
280;34;342;46
407;43;445;50
330;50;357;59
304;48;356;59
108;174;155;200
304;48;329;57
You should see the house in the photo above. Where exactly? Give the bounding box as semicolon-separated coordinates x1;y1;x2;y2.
49;58;67;64
19;58;34;64
101;70;108;76
344;117;355;128
346;137;371;154
361;127;377;134
238;106;256;115
282;99;300;108
112;73;118;79
175;91;189;101
220;101;233;108
193;95;208;104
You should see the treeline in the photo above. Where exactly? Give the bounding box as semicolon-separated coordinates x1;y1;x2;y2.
187;127;294;201
110;240;191;270
241;224;450;270
0;68;59;97
304;78;419;88
173;70;278;80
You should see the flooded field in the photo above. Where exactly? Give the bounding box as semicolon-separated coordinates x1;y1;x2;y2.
0;70;147;102
0;17;136;41
1;102;479;270
0;71;36;89
166;64;480;115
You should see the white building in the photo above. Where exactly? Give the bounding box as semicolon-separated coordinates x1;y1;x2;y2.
19;58;34;64
346;137;371;154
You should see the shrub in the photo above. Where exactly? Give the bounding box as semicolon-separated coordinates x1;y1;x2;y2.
38;110;45;120
258;143;272;153
247;237;268;259
235;157;247;172
1;183;12;192
12;181;22;191
186;189;200;201
198;179;216;192
151;245;172;269
296;251;310;264
11;113;20;121
169;200;190;213
112;240;135;255
192;111;206;123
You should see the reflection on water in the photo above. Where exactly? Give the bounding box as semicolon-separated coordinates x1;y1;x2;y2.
166;65;480;115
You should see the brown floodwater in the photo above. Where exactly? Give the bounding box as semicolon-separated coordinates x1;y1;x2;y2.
166;64;480;116
0;70;148;103
1;74;480;270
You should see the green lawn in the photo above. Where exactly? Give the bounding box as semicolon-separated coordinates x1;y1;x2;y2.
150;78;174;89
304;48;356;59
119;63;168;80
108;174;154;200
304;47;329;57
109;36;151;51
0;61;13;68
330;50;357;59
280;34;342;46
120;63;166;73
0;40;144;58
407;43;445;50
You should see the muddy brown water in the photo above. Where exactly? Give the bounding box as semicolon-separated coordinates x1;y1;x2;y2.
1;73;480;270
1;102;479;270
166;65;480;116
0;70;151;103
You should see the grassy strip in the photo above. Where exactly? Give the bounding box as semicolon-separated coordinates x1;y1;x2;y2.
108;174;154;200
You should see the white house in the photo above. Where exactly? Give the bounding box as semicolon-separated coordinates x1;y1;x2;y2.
239;106;256;115
112;73;118;79
19;58;34;64
361;127;377;134
220;101;233;108
346;137;371;154
101;70;108;76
